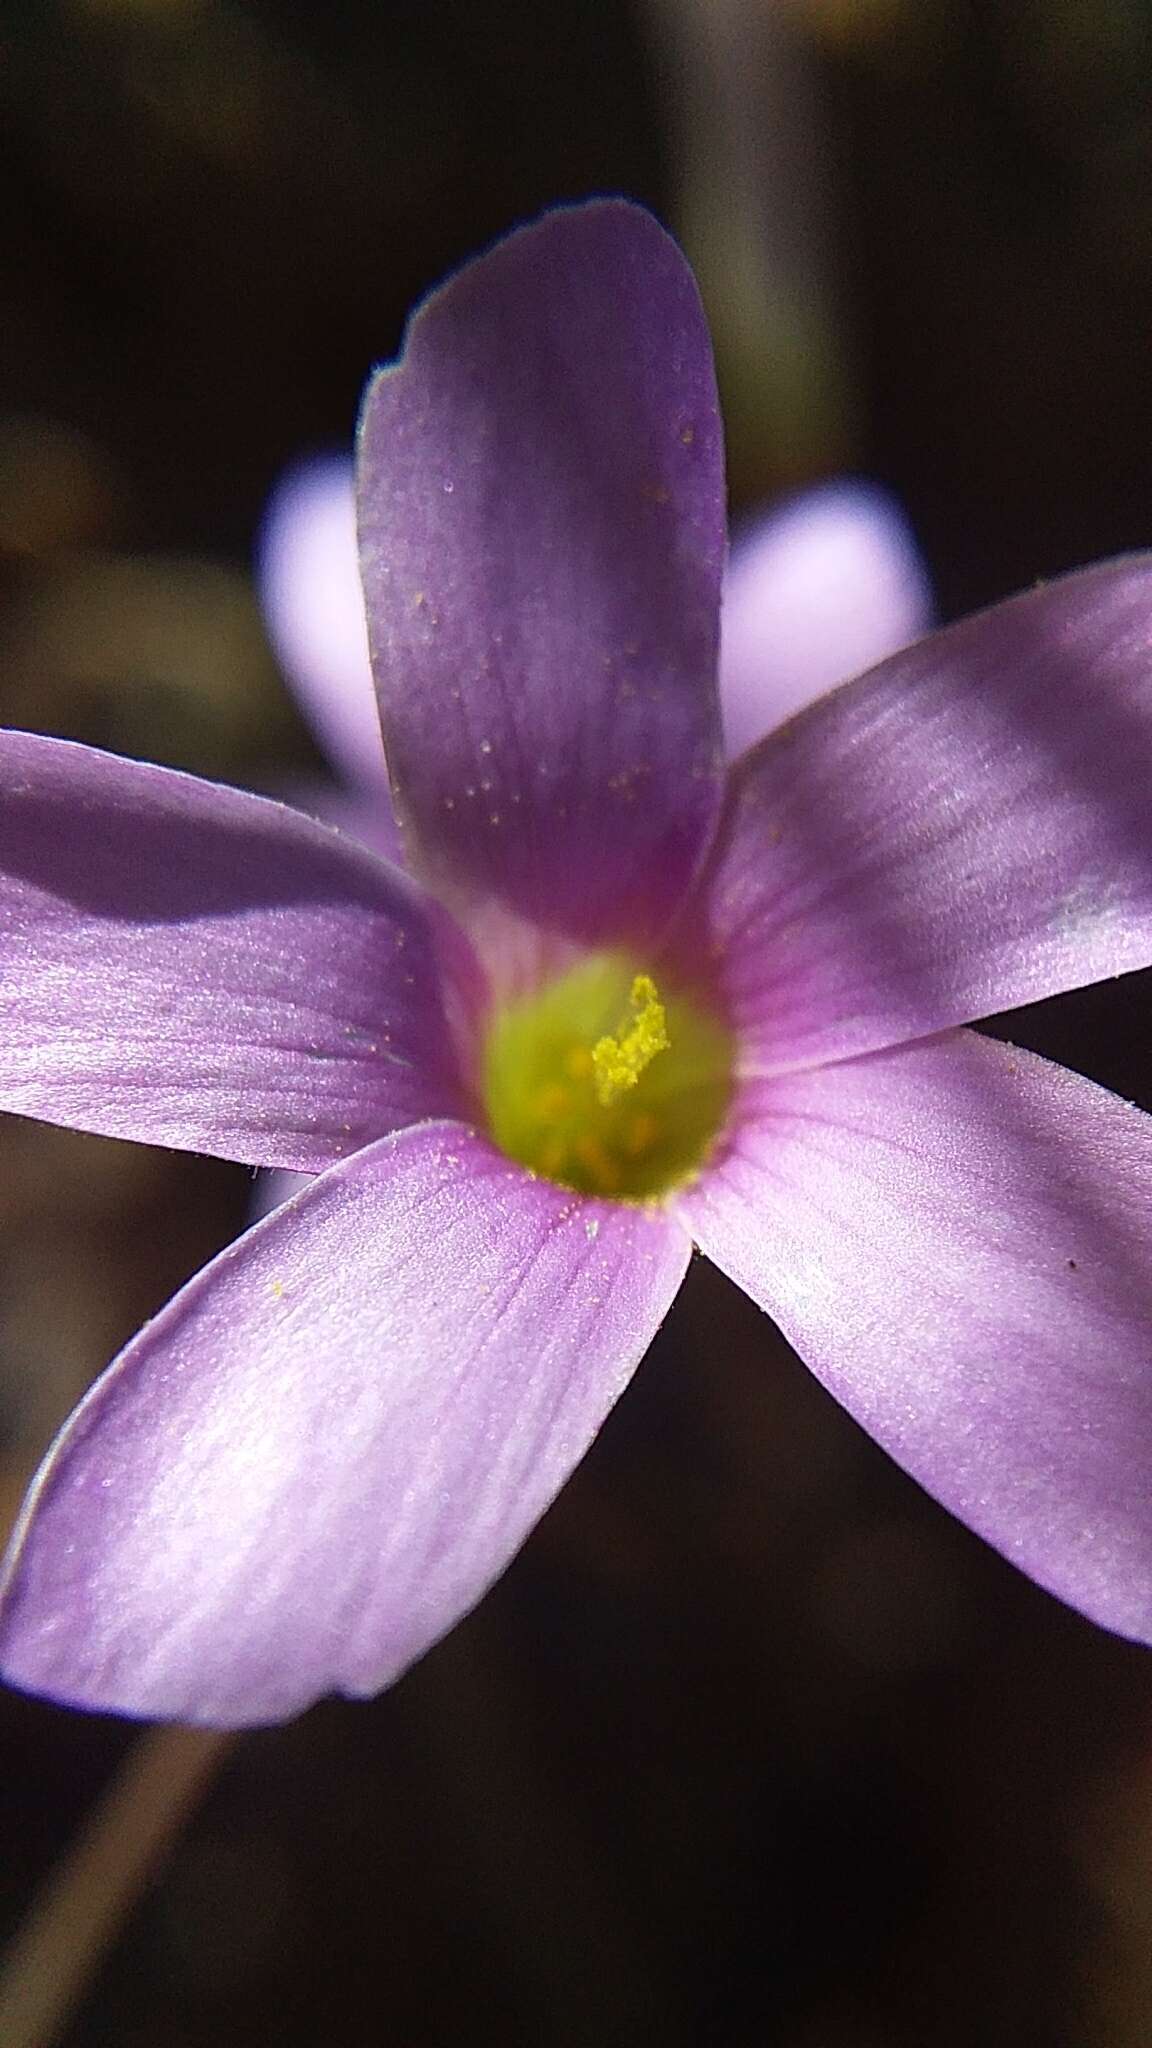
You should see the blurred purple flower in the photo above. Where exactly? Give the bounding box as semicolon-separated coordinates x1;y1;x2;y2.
720;481;932;754
2;203;1152;1728
259;454;391;804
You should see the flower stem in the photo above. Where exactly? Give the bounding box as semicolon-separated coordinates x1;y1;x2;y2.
0;1723;230;2048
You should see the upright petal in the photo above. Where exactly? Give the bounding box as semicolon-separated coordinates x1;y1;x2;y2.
699;557;1152;1075
357;201;726;951
0;1122;689;1725
719;481;931;756
678;1031;1152;1642
0;732;473;1167
258;454;392;798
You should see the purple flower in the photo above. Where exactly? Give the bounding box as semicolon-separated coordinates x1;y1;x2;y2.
1;202;1152;1728
254;454;932;1235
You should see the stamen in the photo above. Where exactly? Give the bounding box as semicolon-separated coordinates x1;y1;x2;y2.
591;976;670;1106
482;951;731;1201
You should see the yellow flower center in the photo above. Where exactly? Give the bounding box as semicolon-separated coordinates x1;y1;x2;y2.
483;954;732;1200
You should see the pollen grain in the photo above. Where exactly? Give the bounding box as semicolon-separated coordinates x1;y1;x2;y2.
482;952;731;1201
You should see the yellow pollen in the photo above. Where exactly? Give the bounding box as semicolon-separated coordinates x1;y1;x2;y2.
482;952;733;1202
591;976;669;1106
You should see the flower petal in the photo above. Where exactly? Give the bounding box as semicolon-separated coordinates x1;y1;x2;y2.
357;200;726;951
258;454;390;796
0;732;472;1167
699;556;1152;1073
280;779;405;869
0;1121;689;1725
677;1030;1152;1642
719;480;931;757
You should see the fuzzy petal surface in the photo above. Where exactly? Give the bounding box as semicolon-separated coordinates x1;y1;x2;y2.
357;200;726;951
0;732;469;1167
678;1031;1152;1641
0;1121;689;1725
258;454;390;796
719;481;931;757
701;557;1152;1074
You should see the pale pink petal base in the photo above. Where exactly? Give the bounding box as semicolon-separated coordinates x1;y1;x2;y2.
678;1030;1152;1642
0;1123;689;1726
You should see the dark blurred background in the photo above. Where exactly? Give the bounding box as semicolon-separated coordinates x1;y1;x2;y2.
2;2;1152;2043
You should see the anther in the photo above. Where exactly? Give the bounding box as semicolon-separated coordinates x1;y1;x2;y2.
591;975;669;1107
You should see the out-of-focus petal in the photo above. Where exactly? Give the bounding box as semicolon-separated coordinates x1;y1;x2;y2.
250;1165;310;1220
357;200;726;953
719;480;931;756
280;779;405;869
0;1122;689;1725
677;1031;1152;1643
0;732;473;1168
258;455;390;796
697;557;1152;1076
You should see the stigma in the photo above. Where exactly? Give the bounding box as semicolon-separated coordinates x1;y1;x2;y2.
592;975;670;1106
482;952;731;1201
